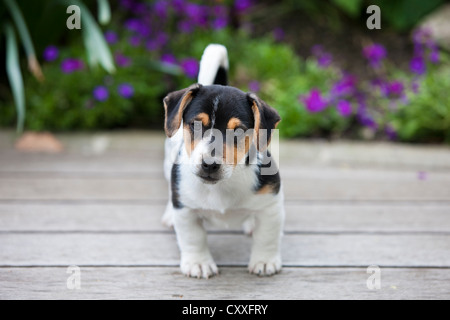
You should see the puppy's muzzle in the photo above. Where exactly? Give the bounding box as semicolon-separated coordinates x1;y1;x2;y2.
198;157;222;183
201;158;221;174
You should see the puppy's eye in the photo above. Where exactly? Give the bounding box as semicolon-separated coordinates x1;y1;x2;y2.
190;120;202;132
234;127;245;137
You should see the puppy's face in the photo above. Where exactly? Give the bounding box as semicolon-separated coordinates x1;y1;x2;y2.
164;84;280;184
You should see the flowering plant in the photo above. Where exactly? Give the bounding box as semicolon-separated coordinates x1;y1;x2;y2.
1;1;449;143
298;28;450;142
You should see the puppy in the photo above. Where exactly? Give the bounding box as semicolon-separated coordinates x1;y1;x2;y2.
162;44;285;278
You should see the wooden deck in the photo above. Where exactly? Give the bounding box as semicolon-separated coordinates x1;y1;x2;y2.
0;130;449;299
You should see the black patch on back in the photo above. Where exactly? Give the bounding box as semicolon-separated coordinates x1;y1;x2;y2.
254;151;281;194
171;163;183;209
214;66;228;86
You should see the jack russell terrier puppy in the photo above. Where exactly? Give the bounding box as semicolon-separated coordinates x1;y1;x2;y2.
162;44;284;278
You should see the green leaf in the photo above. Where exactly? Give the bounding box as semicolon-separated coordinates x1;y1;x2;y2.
59;0;115;73
331;0;363;17
4;23;25;133
3;0;43;81
97;0;111;25
376;0;445;31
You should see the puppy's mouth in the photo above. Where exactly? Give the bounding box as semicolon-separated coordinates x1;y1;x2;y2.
197;174;221;184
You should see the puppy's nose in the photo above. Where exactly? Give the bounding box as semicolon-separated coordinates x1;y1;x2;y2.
201;158;221;174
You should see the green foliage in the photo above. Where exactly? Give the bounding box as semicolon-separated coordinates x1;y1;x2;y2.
0;0;114;132
392;64;450;143
0;28;339;134
331;0;364;18
283;0;446;31
375;0;446;31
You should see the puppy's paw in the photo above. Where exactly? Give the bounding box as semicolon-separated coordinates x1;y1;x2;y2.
181;254;219;279
248;255;282;277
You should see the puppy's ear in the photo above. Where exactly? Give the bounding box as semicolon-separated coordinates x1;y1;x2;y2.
163;83;202;137
247;93;281;150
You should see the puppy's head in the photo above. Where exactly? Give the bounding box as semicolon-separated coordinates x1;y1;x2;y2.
163;84;280;184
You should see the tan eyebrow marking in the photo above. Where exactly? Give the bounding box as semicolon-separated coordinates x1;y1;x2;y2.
227;117;242;130
195;112;210;126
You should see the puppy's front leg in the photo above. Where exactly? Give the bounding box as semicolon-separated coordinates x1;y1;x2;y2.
248;202;285;276
173;208;218;279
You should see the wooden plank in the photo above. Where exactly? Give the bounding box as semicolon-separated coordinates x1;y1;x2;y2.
2;150;450;182
2;130;450;170
0;266;449;300
0;177;448;200
1;233;449;267
0;178;168;201
1;203;449;233
280;140;450;170
0;151;164;175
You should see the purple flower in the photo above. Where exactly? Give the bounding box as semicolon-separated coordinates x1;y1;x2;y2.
413;28;433;48
385;125;397;140
153;0;168;18
181;58;199;79
429;49;440;64
129;35;142;47
332;74;356;97
132;2;148;15
363;43;386;68
178;20;194;33
336;100;352;117
145;33;169;52
235;0;253;12
212;17;228;30
43;45;59;62
311;45;332;68
186;3;208;27
387;81;404;97
248;81;260;93
410;56;426;75
115;53;131;67
273;27;285;42
93;86;109;102
124;18;141;32
301;89;328;113
104;31;118;45
61;58;84;73
161;53;177;65
318;54;332;68
118;83;134;99
172;0;186;13
120;0;135;10
358;111;377;129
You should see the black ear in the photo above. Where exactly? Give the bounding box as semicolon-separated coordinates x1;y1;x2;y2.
247;93;281;150
163;83;202;137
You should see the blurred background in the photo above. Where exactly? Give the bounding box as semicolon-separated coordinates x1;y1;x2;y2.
1;0;450;143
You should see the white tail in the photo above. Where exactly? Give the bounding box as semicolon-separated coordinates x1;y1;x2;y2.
198;44;229;86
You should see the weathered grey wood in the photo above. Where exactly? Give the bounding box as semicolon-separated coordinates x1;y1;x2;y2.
1;233;449;267
1;203;449;233
2;149;450;181
2;130;450;169
1;130;449;299
0;177;449;200
0;151;164;175
0;266;449;300
279;139;450;170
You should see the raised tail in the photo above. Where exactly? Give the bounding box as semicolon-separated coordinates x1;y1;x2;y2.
198;44;229;86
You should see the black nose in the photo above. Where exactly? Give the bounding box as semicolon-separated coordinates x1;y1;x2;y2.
201;158;221;174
